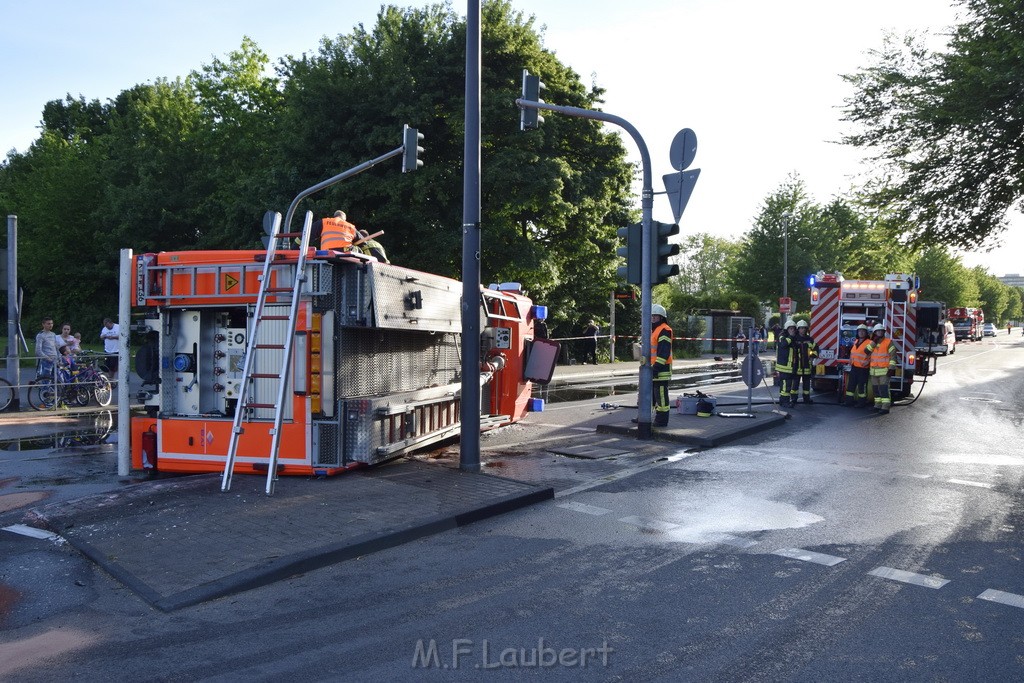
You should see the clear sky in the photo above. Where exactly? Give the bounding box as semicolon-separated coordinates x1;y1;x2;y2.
2;0;1018;276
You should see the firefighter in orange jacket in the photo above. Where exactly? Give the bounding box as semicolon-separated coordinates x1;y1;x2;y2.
651;304;674;427
845;324;871;407
319;210;357;251
866;323;897;414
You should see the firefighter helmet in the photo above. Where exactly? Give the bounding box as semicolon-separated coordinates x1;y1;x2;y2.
784;319;796;329
857;324;869;331
871;323;885;334
651;304;667;318
796;320;809;329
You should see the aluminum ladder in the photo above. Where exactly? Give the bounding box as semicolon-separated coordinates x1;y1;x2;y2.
221;210;315;495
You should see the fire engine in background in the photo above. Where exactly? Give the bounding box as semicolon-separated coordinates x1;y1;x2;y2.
809;272;938;401
948;306;985;342
915;300;956;356
128;224;556;483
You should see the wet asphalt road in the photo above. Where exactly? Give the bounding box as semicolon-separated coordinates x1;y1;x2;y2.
2;332;1024;680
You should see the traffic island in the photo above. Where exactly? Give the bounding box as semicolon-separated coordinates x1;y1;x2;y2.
597;409;787;448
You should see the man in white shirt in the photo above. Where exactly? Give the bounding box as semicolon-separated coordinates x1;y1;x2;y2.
100;318;120;374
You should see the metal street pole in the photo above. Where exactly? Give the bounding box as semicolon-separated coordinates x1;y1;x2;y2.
514;97;654;437
6;216;19;411
782;211;790;302
460;0;482;471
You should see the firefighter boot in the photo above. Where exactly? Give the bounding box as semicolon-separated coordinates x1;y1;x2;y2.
654;411;669;428
802;394;814;404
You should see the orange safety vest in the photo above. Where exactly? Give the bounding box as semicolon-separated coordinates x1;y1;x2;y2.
320;217;357;251
650;321;674;370
869;337;895;372
850;338;871;369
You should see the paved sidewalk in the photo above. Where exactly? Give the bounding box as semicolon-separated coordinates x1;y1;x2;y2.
23;462;552;612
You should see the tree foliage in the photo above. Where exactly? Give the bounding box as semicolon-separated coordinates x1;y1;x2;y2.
913;247;978;306
0;3;633;337
728;175;909;312
841;0;1024;250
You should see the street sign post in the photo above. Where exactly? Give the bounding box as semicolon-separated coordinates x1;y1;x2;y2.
779;296;792;314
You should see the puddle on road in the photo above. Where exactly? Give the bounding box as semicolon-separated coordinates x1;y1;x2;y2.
0;412;116;453
650;490;824;543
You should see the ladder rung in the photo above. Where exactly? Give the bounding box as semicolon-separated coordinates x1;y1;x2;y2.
251;373;280;378
276;232;303;238
254;344;285;350
264;287;294;293
259;315;290;321
245;403;276;409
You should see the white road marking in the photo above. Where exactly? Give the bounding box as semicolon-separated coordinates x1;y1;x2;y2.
978;589;1024;610
867;566;950;589
773;548;846;566
556;501;612;516
2;524;62;541
618;516;679;532
947;478;994;489
706;533;759;549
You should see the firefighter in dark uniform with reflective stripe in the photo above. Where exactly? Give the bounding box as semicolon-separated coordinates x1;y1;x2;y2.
792;319;818;404
651;304;674;427
776;319;798;407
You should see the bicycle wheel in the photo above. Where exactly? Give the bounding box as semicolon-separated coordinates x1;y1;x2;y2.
28;378;58;411
0;378;13;412
72;383;91;407
93;374;113;407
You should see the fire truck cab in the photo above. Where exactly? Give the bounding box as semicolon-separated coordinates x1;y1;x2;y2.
809;271;934;400
129;245;555;477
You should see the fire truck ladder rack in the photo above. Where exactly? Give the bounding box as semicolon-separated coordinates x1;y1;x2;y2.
221;210;315;495
887;298;909;366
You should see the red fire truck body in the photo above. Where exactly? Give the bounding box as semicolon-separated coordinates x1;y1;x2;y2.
808;272;931;399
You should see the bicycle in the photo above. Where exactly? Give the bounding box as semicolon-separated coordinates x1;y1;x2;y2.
28;354;113;410
0;377;13;412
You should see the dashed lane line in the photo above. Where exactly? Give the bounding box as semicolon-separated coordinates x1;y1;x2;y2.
2;524;62;542
867;566;950;589
773;548;847;566
978;589;1024;610
556;501;612;516
947;478;995;489
618;516;679;532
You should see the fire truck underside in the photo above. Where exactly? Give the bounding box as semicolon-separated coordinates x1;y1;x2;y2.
131;252;540;475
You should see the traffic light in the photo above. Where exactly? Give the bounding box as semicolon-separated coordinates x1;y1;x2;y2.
520;69;545;131
616;223;642;285
402;124;424;173
651;221;680;284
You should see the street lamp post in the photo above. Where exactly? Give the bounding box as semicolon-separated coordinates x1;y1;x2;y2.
782;211;791;303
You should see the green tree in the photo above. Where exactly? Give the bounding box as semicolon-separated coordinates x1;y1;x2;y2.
276;1;633;333
913;247;978;307
841;0;1024;250
672;232;740;296
973;267;1010;323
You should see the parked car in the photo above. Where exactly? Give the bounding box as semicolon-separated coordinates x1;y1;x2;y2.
983;322;997;337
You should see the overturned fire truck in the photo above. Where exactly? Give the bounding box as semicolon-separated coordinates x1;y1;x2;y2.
128;220;555;488
809;271;938;401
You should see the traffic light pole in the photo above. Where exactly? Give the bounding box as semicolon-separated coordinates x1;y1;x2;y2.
515;97;656;437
